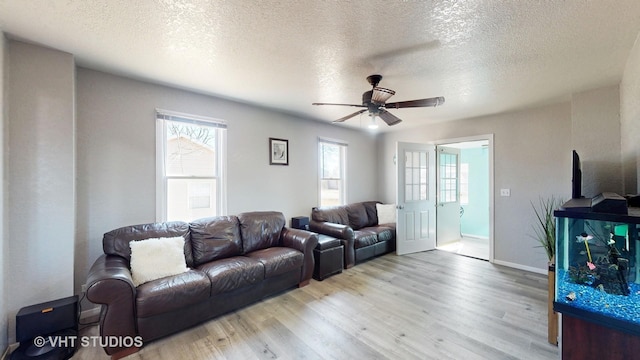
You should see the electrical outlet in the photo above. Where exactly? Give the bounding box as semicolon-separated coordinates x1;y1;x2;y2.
500;188;511;197
81;283;87;293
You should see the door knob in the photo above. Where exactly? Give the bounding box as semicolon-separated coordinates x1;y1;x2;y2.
396;205;404;210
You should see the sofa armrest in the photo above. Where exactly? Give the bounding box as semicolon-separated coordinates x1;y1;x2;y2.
309;220;353;240
86;254;139;356
309;220;355;268
281;227;318;286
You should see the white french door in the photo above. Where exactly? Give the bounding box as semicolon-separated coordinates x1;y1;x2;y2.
395;142;436;255
436;146;461;246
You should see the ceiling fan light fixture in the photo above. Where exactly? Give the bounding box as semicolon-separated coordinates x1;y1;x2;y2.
312;74;444;127
371;87;395;104
367;116;379;129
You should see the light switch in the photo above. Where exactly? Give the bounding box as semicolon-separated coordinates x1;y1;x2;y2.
500;188;511;197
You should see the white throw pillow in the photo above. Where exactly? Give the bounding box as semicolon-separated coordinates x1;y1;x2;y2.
129;236;188;287
376;203;396;224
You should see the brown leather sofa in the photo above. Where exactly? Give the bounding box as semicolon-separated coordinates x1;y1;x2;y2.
86;211;317;359
309;201;395;268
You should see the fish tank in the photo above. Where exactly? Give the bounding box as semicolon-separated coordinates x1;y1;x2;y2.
554;199;640;335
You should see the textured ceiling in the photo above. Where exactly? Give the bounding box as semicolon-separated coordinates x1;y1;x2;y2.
2;1;640;132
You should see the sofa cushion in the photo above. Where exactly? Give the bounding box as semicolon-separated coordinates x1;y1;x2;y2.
311;206;349;225
135;269;211;318
103;221;193;267
376;203;396;225
197;256;265;295
353;230;378;249
246;247;304;278
129;236;189;287
362;201;380;227
238;212;285;254
362;226;394;242
346;203;369;230
190;216;242;266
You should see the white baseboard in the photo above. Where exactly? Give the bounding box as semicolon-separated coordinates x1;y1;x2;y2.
460;233;489;240
492;259;547;275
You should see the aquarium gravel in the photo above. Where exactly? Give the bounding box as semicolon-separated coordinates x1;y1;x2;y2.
557;268;640;325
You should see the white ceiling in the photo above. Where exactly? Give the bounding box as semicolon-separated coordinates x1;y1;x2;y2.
2;1;640;132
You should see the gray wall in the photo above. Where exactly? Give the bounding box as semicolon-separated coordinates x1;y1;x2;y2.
75;68;379;300
621;31;640;194
571;85;622;197
6;41;76;342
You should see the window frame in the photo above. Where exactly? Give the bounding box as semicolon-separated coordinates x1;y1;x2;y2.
156;109;227;222
318;137;347;207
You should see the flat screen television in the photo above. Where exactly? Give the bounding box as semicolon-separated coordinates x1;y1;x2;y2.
572;150;582;199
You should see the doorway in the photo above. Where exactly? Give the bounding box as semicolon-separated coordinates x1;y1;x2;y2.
435;137;492;261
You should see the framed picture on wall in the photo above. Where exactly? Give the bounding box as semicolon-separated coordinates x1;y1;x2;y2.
269;138;289;165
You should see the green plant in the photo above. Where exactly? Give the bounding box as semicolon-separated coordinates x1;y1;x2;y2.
531;196;563;262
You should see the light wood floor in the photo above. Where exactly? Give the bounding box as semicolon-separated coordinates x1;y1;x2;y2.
438;236;490;261
74;250;559;360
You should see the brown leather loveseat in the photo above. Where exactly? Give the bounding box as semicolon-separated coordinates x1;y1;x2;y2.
309;201;395;268
86;211;317;359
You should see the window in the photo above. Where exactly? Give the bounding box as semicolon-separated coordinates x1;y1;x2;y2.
319;139;347;206
156;110;226;222
459;163;469;205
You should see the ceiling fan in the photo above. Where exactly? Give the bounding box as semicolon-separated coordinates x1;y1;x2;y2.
312;74;445;127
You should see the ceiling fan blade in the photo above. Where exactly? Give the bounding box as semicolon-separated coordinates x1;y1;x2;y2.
385;96;445;109
378;110;402;126
312;102;366;108
333;109;367;123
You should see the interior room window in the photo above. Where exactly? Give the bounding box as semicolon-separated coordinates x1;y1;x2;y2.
459;163;469;205
319;138;347;206
156;110;227;221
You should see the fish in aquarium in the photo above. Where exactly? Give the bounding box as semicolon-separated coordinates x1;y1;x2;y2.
570;231;630;296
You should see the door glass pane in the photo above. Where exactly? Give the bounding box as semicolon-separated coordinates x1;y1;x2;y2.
439;152;458;203
405;150;429;202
